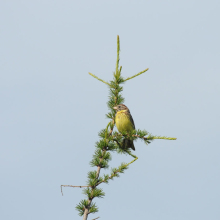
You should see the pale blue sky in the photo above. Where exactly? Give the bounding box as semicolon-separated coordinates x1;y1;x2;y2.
0;1;220;220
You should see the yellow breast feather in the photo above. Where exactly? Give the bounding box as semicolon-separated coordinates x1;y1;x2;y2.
115;110;135;133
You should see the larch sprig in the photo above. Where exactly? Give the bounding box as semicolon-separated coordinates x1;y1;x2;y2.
61;35;176;220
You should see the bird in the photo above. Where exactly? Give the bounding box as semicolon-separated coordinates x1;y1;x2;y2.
113;104;135;150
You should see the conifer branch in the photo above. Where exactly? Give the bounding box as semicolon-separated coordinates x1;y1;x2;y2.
124;68;149;81
151;136;177;140
133;134;177;141
96;154;138;186
116;35;120;74
82;140;110;219
126;156;138;166
81;36;123;220
108;119;115;137
88;72;110;85
62;36;176;220
112;132;177;143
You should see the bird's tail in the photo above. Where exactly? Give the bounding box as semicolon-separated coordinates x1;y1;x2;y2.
123;139;135;151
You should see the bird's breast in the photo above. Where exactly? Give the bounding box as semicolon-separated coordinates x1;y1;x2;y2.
115;110;134;133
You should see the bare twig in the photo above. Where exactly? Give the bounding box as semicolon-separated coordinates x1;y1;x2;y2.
61;185;89;196
92;217;100;220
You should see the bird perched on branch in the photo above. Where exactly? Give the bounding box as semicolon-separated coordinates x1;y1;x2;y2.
113;104;135;150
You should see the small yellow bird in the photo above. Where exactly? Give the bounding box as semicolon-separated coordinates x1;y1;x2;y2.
113;104;135;150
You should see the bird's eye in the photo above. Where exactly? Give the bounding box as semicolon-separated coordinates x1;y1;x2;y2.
118;106;121;108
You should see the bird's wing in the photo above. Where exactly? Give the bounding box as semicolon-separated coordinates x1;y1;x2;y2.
129;113;135;130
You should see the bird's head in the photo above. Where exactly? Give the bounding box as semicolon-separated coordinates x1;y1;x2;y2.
113;104;129;112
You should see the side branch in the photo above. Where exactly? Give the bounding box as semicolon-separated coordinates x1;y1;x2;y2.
112;133;177;141
88;72;110;85
151;136;177;140
97;154;138;187
133;134;177;141
124;68;149;81
61;185;89;196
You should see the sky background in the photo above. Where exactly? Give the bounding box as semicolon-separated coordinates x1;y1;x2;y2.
0;1;220;220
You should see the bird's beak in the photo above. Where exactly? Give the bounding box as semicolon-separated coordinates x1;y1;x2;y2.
113;106;117;110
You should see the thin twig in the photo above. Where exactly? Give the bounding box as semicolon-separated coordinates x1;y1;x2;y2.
60;185;89;196
124;68;149;81
96;154;138;187
61;185;89;188
116;35;120;73
92;217;100;220
119;66;122;74
113;133;177;141
133;135;177;141
108;120;115;137
151;136;177;140
88;72;110;85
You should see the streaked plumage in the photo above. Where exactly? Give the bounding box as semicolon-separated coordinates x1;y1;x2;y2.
113;104;135;150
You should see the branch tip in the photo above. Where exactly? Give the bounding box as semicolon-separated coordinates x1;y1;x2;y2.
124;68;149;81
88;72;110;85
